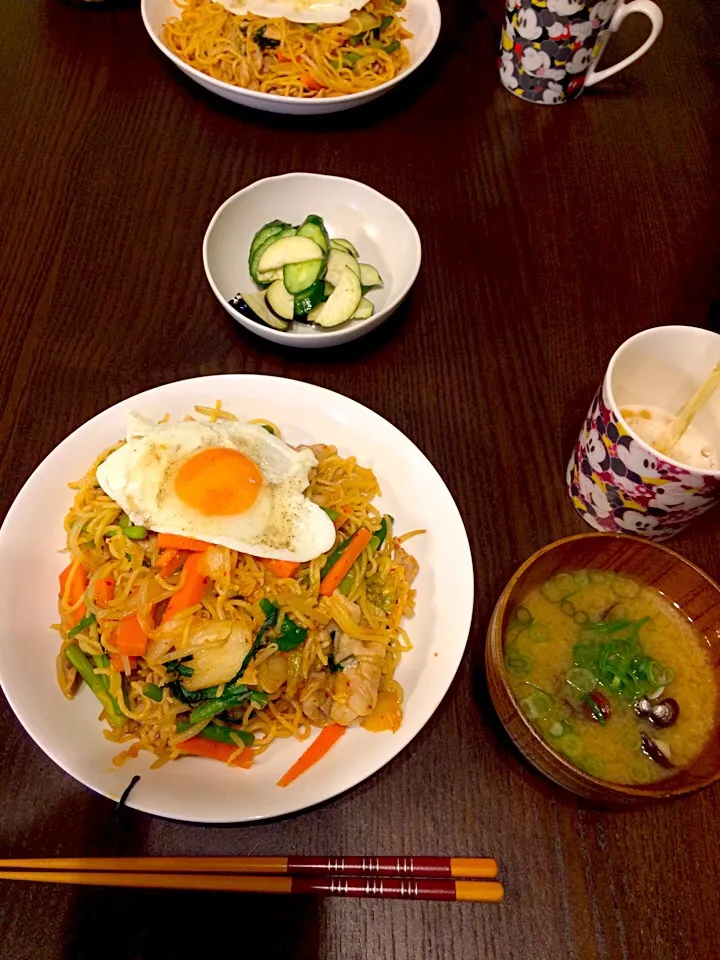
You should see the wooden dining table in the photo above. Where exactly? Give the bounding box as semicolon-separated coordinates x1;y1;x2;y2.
1;0;719;957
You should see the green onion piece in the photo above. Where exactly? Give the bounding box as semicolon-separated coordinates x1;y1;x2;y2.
124;525;148;540
505;650;532;676
620;727;642;751
349;32;364;45
566;668;596;694
573;643;597;672
260;424;276;435
390;0;403;5
581;619;633;635
67;613;96;639
177;719;254;746
369;39;385;49
519;689;554;720
515;605;533;626
144;683;163;702
630;758;653;783
548;719;574;739
339;572;353;596
647;660;674;687
528;623;550;643
560;599;576;618
541;575;575;603
342;51;363;66
65;645;126;727
307;22;320;31
118;513;131;529
612;576;641;599
378;15;393;29
582;756;606;779
384;40;400;54
559;734;583;759
328;58;339;68
555;573;575;593
321;506;340;521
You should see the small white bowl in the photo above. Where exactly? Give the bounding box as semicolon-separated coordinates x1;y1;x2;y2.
140;0;441;116
203;173;422;348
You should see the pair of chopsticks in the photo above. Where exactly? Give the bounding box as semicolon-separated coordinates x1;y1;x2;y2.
0;856;504;902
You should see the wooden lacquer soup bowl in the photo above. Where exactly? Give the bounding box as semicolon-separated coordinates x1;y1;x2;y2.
486;534;720;803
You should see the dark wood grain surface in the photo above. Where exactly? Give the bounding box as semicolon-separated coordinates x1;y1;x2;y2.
1;1;719;957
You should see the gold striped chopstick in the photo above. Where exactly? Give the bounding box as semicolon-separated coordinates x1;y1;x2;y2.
0;869;503;902
0;855;497;879
0;856;504;902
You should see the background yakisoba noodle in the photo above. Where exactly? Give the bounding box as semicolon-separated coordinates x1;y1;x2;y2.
162;0;412;98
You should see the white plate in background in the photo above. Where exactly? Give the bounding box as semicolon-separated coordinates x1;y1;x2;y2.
141;0;441;115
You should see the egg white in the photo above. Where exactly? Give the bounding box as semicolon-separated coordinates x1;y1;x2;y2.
96;414;336;562
215;0;367;26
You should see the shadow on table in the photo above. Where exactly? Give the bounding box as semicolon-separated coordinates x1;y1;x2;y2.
46;791;321;960
60;886;319;960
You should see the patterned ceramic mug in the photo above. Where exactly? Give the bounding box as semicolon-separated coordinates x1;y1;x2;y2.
567;326;720;542
499;0;663;104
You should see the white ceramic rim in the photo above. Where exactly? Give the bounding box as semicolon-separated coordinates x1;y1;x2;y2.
604;325;720;478
0;375;473;822
140;0;441;110
202;173;422;345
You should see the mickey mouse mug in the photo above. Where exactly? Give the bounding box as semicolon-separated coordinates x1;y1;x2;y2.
499;0;663;104
567;327;720;542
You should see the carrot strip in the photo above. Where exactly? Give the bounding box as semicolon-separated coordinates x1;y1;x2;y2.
156;534;211;552
157;548;186;578
276;50;291;63
177;736;253;768
59;561;88;627
277;724;346;787
110;652;136;673
117;615;150;657
94;577;115;608
319;528;372;597
161;552;208;623
302;74;325;91
262;557;301;579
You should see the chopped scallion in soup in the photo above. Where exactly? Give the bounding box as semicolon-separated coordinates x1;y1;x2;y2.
505;570;718;784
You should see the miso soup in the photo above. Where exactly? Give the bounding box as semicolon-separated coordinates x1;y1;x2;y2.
504;570;719;784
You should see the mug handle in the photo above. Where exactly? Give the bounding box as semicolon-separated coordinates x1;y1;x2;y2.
585;0;664;87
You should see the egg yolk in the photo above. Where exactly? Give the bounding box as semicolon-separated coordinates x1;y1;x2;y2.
175;448;262;515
